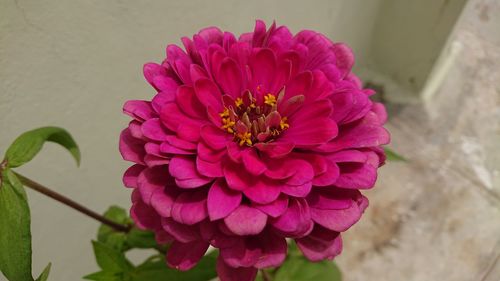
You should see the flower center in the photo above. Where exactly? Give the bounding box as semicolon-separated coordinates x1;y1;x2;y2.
220;91;289;146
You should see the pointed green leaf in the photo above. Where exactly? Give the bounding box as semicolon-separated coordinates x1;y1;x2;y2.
97;206;130;252
91;241;133;272
0;169;34;281
4;127;80;168
83;270;124;281
35;263;51;281
384;148;407;162
126;228;157;249
274;254;341;281
131;251;217;281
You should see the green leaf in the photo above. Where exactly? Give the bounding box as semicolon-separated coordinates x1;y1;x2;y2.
35;263;51;281
126;228;158;249
4;127;80;168
97;206;130;252
385;148;407;162
83;270;125;281
91;241;133;272
97;206;158;252
130;251;218;281
274;254;341;281
0;169;34;281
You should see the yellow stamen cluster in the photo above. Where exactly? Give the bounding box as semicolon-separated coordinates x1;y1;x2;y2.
236;132;252;146
220;92;290;146
235;98;244;108
222;118;235;133
280;117;290;130
264;93;277;106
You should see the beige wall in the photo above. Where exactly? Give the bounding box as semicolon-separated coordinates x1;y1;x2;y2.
0;0;384;280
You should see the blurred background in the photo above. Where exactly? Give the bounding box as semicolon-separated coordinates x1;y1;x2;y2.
1;0;499;280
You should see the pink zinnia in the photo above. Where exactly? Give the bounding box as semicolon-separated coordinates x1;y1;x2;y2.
120;20;390;281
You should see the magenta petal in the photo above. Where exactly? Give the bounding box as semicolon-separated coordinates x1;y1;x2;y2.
119;129;146;165
242;149;266;176
190;64;208;81
329;149;367;163
272;198;313;238
155;230;174;245
254;142;294;158
168;156;199;180
249;48;277;93
217;257;258;281
123;100;155;121
166;240;209;271
281;99;337;146
151;188;176;217
130;194;162;231
123;164;145;188
253;194;289;218
224;163;254;191
310;193;368;232
280;71;312;108
254;232;288;269
176;85;206;119
226;142;244;163
333;43;354;78
194;78;224;112
285;160;314;186
296;225;343;261
220;238;262;267
312;159;340;186
160;142;194;155
306;188;356;210
160;102;202;133
218;57;243;98
143;63;167;85
281;181;312;198
201;125;231;150
171;190;208;225
128;121;144;139
161;218;200;243
197;141;226;162
144;154;170;167
137;166;171;204
243;179;281;204
177;123;203;143
141;118;169;141
335;162;377;189
321;113;390;152
372;102;388;125
175;177;213;189
196;157;223;177
169;156;212;188
224;205;267;235
208;179;242;221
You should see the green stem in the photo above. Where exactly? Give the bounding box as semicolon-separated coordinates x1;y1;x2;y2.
14;172;131;233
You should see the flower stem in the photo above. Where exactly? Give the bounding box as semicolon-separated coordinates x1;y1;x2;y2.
14;172;131;233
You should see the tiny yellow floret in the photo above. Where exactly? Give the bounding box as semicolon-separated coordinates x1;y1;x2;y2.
235;98;244;108
222;118;235;133
236;132;252;146
264;93;277;106
219;108;229;118
280;117;290;130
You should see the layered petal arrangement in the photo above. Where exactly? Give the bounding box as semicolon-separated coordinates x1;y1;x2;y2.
120;20;390;281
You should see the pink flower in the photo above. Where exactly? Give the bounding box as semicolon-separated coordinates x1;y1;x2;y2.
120;20;390;281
